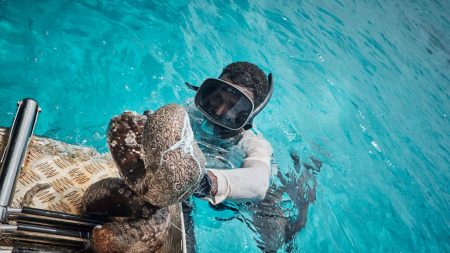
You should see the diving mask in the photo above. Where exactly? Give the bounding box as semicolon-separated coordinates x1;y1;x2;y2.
186;73;273;131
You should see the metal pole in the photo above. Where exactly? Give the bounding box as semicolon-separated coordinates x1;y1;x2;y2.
0;99;40;221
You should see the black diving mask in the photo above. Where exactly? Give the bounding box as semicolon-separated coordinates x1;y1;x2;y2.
185;73;273;131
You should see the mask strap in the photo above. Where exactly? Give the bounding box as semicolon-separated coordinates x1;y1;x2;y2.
185;82;199;91
252;73;273;116
244;73;274;130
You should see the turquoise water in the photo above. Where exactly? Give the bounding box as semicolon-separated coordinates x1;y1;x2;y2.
1;0;449;252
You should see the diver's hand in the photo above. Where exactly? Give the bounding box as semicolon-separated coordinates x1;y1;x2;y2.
193;171;218;199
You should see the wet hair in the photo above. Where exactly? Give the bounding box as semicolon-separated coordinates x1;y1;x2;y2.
219;62;269;107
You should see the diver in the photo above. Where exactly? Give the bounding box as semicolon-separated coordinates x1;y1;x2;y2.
186;61;274;204
185;63;320;252
183;61;274;251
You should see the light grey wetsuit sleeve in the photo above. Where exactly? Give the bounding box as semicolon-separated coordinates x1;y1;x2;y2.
206;132;273;204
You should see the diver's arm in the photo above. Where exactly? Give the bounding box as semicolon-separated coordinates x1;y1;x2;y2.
206;133;273;204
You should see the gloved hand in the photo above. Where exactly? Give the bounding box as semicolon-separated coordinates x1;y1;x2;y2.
193;171;218;199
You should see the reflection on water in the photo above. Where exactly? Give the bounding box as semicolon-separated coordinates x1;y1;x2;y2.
249;152;320;253
205;150;321;253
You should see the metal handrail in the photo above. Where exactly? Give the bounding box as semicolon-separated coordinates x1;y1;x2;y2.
0;99;40;221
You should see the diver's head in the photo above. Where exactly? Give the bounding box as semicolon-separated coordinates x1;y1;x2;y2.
192;62;273;139
218;62;270;110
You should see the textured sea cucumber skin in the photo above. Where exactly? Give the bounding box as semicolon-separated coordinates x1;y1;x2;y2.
140;104;206;207
107;111;147;187
107;104;206;207
81;177;159;218
82;178;170;253
91;209;170;253
84;104;206;253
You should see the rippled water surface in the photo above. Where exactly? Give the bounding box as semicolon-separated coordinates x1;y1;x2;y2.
1;0;449;252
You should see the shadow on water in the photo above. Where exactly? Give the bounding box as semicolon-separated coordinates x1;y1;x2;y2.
210;151;322;253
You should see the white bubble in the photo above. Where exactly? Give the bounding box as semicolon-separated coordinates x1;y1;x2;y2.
316;53;325;62
359;124;367;132
371;141;381;152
